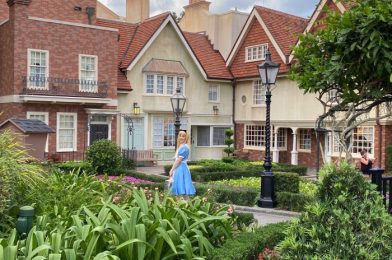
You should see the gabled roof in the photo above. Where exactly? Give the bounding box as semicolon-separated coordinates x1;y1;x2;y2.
288;0;350;63
97;18;137;91
183;32;233;80
0;118;54;134
99;12;231;84
227;6;307;68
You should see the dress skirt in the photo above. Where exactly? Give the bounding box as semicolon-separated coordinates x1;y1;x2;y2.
171;161;195;195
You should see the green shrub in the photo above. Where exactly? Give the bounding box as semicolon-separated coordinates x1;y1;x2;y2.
55;160;94;174
86;139;122;174
274;163;307;176
275;172;299;193
223;129;234;157
232;211;255;227
276;192;315;212
208;222;288;260
0;130;43;234
278;162;392;258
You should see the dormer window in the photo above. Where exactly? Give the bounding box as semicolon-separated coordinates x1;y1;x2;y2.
245;44;268;62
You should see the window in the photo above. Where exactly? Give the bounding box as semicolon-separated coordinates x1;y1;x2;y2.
157;75;164;94
167;76;174;95
213;127;228;146
197;126;210;146
352;127;373;154
327;89;338;104
245;125;265;147
245;44;268;62
28;49;49;89
208;85;219;102
152;116;188;148
27;112;49;152
298;129;312;151
272;128;286;149
144;74;185;95
253;80;265;105
79;55;98;92
57;113;77;152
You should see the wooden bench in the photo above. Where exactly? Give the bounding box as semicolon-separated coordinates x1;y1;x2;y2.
123;149;157;166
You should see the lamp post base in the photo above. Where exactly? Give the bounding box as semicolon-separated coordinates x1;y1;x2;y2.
257;172;276;208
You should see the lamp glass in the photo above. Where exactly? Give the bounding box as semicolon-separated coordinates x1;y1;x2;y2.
132;103;140;115
170;88;186;115
258;50;280;85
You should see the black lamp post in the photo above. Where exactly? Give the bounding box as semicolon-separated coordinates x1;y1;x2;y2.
122;102;140;153
257;49;280;208
170;87;186;150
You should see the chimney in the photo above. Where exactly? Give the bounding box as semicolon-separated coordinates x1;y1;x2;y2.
126;0;149;23
189;0;204;4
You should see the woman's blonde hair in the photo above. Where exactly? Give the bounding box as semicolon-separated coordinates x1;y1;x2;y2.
176;130;189;150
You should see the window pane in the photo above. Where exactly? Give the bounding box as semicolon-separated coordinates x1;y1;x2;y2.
253;80;265;105
58;114;75;150
245;125;265;147
197;126;210;146
80;56;97;92
146;75;154;93
167;76;173;95
213;127;227;145
157;75;164;94
299;129;312;150
208;85;218;101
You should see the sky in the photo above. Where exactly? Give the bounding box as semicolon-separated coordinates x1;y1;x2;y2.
99;0;320;19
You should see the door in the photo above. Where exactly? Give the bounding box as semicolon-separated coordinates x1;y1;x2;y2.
123;117;144;150
90;124;109;145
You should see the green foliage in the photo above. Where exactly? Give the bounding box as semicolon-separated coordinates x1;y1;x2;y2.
223;129;234;157
1;191;234;259
122;169;167;183
231;212;255;227
276;192;315;212
0;130;44;234
387;145;392;173
278;162;392;258
55;160;95;174
86;139;122;174
208;222;288;260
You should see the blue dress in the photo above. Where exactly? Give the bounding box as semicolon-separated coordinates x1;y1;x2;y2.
171;144;196;195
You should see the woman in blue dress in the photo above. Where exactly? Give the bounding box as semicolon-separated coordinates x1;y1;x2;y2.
169;130;196;198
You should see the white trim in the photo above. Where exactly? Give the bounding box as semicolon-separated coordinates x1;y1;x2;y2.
208;84;220;103
28;16;118;32
0;19;9;26
288;0;346;63
226;8;286;66
26;111;49;152
245;43;268;62
0;95;21;103
79;54;98;92
56;112;77;152
27;48;49;90
19;95;115;105
144;73;186;96
127;15;209;80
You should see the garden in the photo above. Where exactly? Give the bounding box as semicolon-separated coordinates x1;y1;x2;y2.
2;128;392;259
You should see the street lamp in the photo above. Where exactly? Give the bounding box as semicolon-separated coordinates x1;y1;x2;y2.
122;102;140;154
170;87;186;150
257;49;280;208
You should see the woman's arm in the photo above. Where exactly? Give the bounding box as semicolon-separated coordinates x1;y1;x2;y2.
360;157;370;165
169;156;184;178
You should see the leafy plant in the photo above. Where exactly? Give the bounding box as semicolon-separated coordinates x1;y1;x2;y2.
0;130;43;234
223;129;234;157
278;162;392;258
86;139;122;174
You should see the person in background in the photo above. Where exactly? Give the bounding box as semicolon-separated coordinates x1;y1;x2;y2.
360;149;376;174
169;130;195;199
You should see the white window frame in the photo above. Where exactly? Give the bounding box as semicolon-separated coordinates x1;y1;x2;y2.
166;75;174;95
244;124;265;150
272;128;287;151
144;74;186;96
332;126;374;158
208;85;220;102
56;112;77;152
298;129;312;152
27;49;49;89
27;111;49;152
79;54;98;93
245;44;268;62
253;80;266;105
212;126;229;147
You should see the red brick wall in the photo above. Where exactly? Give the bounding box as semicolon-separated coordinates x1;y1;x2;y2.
0;20;13;96
0;103;117;155
0;0;8;21
230;18;290;79
310;0;341;33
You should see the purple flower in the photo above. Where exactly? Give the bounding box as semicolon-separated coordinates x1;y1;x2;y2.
96;175;154;184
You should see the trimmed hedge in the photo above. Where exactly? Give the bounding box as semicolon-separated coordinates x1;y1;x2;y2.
55;161;95;174
276;192;315;212
208;222;288;260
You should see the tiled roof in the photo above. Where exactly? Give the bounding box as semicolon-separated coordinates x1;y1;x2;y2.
255;6;307;56
183;32;233;80
120;12;170;70
143;59;189;76
97;18;137;91
0;118;54;133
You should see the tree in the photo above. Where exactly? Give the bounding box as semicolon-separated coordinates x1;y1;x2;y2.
223;129;234;157
290;0;392;161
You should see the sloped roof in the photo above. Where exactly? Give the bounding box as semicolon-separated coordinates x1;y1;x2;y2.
254;6;307;56
0;118;54;134
97;18;137;91
143;59;189;76
183;32;233;80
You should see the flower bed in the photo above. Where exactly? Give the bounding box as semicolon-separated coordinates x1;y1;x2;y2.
97;175;154;184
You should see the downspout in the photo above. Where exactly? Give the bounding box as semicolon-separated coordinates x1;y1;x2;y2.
376;105;382;168
232;79;237;150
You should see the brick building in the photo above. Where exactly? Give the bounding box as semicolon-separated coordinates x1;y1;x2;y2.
0;0;120;160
